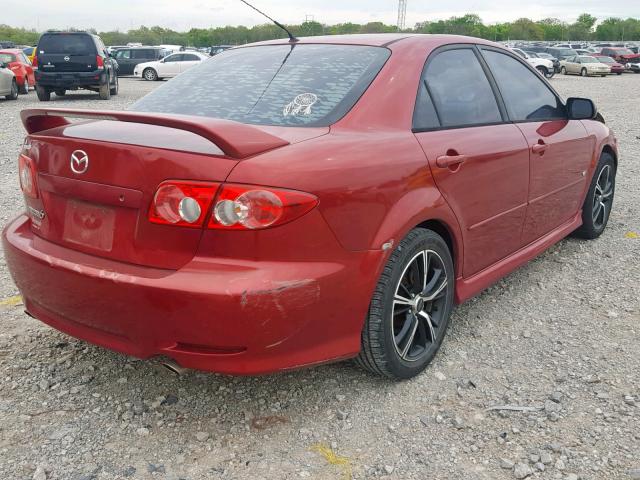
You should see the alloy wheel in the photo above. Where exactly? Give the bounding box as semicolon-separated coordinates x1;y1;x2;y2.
592;164;614;230
392;249;448;362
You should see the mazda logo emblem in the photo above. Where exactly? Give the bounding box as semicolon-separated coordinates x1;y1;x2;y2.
64;55;70;62
70;150;89;174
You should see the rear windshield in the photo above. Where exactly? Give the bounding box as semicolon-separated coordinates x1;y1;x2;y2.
0;53;15;63
596;56;613;63
132;44;390;127
38;34;95;55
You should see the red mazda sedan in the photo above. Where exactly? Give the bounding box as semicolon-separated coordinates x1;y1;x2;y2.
4;35;618;379
0;48;35;94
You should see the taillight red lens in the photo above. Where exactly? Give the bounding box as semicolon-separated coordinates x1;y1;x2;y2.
209;184;318;230
32;55;38;68
149;181;219;228
96;55;104;70
18;154;38;199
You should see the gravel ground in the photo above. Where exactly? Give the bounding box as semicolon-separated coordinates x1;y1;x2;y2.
0;75;638;480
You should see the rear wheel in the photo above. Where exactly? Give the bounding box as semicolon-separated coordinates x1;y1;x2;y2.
99;74;111;100
110;74;119;95
6;79;18;100
143;68;158;81
54;89;66;96
19;77;29;94
36;85;51;101
356;228;455;380
572;153;615;239
560;66;567;75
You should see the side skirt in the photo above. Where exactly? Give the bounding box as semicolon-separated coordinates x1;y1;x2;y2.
454;212;582;303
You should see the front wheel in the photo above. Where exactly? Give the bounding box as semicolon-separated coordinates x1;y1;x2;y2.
536;66;548;78
560;66;567;75
143;68;158;81
54;89;66;96
581;68;588;77
356;228;455;380
572;153;616;239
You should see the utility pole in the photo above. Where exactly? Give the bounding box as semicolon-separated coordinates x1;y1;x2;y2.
397;0;407;31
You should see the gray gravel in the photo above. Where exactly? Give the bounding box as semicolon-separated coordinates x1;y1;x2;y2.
0;75;639;480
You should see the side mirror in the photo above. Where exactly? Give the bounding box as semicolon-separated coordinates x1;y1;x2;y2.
566;97;597;120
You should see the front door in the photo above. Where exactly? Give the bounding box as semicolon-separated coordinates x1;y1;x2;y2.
480;48;594;244
413;46;530;277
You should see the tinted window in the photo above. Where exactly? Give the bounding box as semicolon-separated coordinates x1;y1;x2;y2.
115;49;130;59
424;48;501;128
163;54;181;62
183;54;201;61
132;49;155;59
413;79;440;130
483;50;565;122
38;34;95;55
0;53;16;63
133;44;390;127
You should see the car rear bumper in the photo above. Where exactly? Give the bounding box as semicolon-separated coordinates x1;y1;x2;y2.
3;215;381;375
35;70;106;88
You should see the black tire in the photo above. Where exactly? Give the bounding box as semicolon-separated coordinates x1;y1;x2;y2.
110;74;119;95
616;72;622;75
36;85;51;101
19;78;29;94
545;69;555;79
560;66;567;75
54;89;66;96
536;66;548;78
143;68;158;81
99;75;111;100
572;153;616;240
356;228;455;380
6;79;18;100
581;68;587;77
601;74;606;77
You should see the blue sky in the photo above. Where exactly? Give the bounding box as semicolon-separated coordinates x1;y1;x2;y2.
6;0;639;31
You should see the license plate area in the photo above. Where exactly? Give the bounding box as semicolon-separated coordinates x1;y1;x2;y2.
63;199;115;252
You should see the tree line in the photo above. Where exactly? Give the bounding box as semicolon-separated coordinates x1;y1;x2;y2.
1;13;639;48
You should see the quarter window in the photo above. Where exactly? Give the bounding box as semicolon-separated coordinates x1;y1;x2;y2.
424;48;502;128
482;50;565;122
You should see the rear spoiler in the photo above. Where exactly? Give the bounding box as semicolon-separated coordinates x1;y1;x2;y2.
20;108;289;159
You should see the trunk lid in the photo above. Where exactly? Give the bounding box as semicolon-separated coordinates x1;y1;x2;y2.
20;109;308;270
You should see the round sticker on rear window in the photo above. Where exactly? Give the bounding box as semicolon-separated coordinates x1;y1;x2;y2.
283;93;318;117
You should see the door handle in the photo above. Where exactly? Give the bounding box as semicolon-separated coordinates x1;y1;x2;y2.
531;141;549;154
436;154;467;169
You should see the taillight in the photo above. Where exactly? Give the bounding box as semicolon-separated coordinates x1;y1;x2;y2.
32;55;38;69
209;184;318;230
149;181;219;228
96;55;104;70
19;154;38;199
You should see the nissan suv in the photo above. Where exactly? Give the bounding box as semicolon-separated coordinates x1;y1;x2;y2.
33;31;118;101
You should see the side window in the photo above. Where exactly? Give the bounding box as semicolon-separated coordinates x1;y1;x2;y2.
115;50;130;59
482;50;565;122
132;49;152;59
183;54;200;61
424;48;502;128
164;54;182;63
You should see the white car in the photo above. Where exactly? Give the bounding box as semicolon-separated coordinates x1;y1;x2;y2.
0;61;18;100
134;52;209;81
510;48;555;78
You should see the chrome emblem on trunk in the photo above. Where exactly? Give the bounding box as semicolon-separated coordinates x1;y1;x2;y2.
70;150;89;174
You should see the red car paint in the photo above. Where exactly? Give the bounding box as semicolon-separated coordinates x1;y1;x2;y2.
0;48;35;90
3;34;618;375
592;54;626;74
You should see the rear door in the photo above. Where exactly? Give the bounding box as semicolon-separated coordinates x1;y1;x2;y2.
413;46;531;277
480;47;593;244
114;49;134;74
37;33;97;72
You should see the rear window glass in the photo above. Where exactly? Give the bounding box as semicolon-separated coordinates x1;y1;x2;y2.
132;44;390;127
0;53;16;63
38;34;95;55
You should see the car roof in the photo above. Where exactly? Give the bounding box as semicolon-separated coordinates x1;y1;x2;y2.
242;33;501;51
0;49;22;54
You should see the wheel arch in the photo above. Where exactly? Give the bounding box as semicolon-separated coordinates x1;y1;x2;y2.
601;144;617;171
415;219;458;273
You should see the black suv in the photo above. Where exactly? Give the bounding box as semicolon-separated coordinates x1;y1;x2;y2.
34;31;118;101
112;47;167;75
